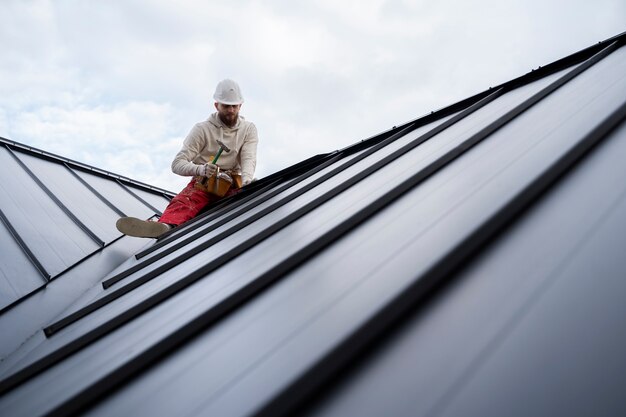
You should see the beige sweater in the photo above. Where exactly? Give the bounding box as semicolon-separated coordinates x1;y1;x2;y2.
171;113;258;182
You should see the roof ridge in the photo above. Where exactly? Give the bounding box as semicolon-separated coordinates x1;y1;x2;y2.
0;136;175;196
337;30;626;156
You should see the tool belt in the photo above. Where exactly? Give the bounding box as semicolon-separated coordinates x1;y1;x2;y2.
194;167;242;197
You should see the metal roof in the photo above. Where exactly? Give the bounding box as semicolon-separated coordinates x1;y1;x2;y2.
0;138;174;359
1;31;625;417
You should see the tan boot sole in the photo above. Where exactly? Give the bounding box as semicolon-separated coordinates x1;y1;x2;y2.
116;217;170;238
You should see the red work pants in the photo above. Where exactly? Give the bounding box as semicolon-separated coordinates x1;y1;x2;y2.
158;178;239;226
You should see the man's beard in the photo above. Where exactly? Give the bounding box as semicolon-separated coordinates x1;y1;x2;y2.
219;112;238;127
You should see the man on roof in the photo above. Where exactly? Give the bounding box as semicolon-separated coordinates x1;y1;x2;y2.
116;79;258;238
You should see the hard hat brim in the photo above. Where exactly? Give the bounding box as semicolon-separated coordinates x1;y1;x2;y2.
214;98;244;105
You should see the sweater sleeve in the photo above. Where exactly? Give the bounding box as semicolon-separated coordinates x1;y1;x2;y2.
239;123;259;182
171;124;206;177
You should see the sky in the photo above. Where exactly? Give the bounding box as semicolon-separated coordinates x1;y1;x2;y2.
1;0;624;192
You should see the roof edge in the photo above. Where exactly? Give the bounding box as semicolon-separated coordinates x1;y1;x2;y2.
0;136;176;197
338;30;626;155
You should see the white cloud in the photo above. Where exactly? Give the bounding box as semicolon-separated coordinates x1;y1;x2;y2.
7;101;186;190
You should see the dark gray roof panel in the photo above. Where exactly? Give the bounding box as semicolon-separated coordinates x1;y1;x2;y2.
73;170;159;221
1;34;624;417
49;60;577;334
0;236;154;367
128;64;573;274
0;46;597;415
31;113;471;348
80;70;563;306
0;136;174;370
121;184;170;215
83;56;625;416
301;119;626;417
78;44;626;416
145;148;372;261
0;146;101;278
0;221;42;308
15;152;122;243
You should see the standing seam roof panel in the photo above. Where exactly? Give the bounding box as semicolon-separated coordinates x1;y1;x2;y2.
0;220;43;308
0;147;100;277
165;48;626;417
100;119;456;290
300;120;626;417
44;63;574;338
15;152;122;243
135;150;370;265
0;46;600;416
129;65;574;274
41;100;491;338
74;171;162;221
0;56;586;395
0;35;624;417
52;39;624;411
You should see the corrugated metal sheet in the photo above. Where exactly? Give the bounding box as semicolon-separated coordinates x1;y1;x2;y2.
0;32;625;417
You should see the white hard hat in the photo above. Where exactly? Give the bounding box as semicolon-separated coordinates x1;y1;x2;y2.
213;79;244;105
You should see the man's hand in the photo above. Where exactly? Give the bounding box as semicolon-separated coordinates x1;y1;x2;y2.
198;163;217;177
242;175;253;186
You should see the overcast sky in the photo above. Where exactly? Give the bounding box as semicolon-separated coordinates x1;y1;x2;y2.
1;0;624;192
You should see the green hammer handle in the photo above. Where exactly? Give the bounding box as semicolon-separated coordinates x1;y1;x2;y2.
211;148;224;164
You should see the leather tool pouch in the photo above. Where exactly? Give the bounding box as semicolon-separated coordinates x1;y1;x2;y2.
194;167;241;196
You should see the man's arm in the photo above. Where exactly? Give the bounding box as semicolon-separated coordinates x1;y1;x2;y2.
171;124;215;177
239;123;259;185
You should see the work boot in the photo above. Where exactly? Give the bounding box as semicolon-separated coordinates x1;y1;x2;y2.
116;217;172;238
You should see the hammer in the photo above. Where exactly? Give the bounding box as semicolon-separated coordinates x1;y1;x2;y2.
211;139;231;164
198;139;231;189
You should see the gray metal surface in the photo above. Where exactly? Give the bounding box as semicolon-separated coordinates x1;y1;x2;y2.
73;170;159;221
0;221;42;308
145;149;375;262
0;235;155;365
1;34;624;417
302;118;626;417
0;140;174;310
0;138;174;355
36;64;573;347
0;146;100;279
15;152;122;243
0;77;529;380
76;46;626;417
49;73;560;329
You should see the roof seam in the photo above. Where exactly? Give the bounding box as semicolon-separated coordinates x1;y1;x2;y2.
64;163;127;218
115;180;163;216
5;144;105;247
141;179;283;255
0;233;132;316
106;85;502;288
138;175;333;260
50;114;447;330
0;207;50;282
132;160;346;260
